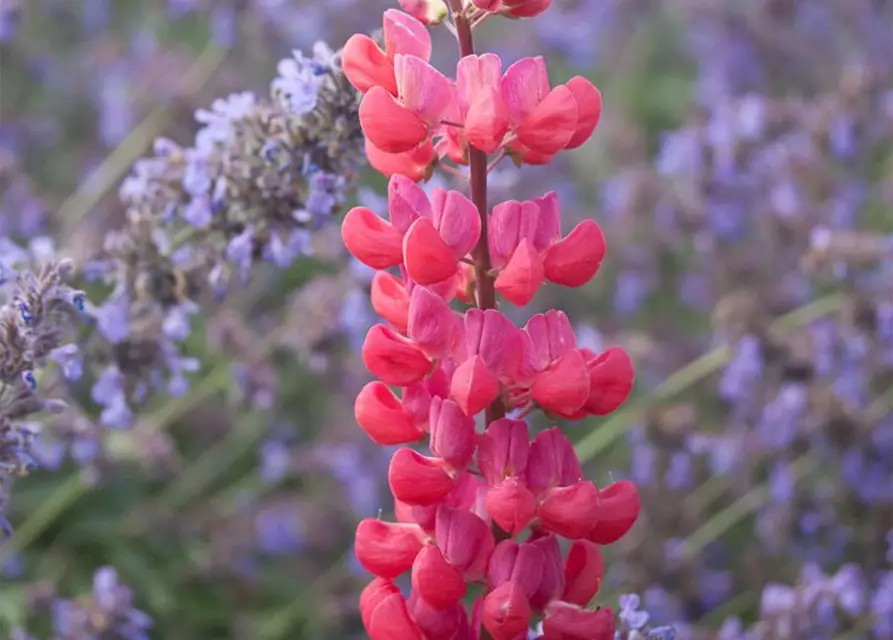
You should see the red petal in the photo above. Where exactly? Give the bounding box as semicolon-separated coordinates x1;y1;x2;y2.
408;594;463;640
429;397;476;470
408;285;461;361
531;350;590;417
449;355;500;416
583;346;635;415
542;601;614;640
485;478;536;537
370;271;411;332
538;481;600;540
368;592;425;640
360;578;400;631
543;219;606;288
466;87;509;154
516;85;577;156
564;77;602;149
562;540;604;606
355;381;423;445
362;324;433;386
494;238;545;307
341;206;404;269
341;34;397;95
412;545;467;610
355;518;426;579
482;582;532;640
588;479;640;545
404;217;459;285
360;86;429;154
389;447;455;506
366;138;436;182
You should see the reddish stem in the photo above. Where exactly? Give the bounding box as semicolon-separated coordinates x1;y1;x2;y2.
448;0;506;427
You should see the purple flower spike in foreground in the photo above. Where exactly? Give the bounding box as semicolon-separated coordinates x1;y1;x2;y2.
1;238;86;537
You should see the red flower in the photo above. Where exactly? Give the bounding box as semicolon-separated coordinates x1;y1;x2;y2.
541;601;615;640
342;9;432;95
562;540;604;606
360;578;424;640
488;193;607;304
354;381;424;445
361;324;433;386
389;448;455;505
359;55;453;154
354;518;427;579
588;479;641;545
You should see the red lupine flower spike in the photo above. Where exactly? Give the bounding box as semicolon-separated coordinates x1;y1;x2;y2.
349;0;639;634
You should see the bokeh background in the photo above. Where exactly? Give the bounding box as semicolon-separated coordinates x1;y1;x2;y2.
1;0;892;638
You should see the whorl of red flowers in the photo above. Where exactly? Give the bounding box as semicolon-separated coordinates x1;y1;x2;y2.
342;2;639;638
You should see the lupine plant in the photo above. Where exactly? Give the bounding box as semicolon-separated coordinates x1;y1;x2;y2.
336;2;645;638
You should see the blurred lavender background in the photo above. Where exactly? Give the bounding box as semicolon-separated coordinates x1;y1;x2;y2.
1;0;892;638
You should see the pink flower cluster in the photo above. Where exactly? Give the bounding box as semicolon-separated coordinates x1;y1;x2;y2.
342;9;602;180
339;2;640;638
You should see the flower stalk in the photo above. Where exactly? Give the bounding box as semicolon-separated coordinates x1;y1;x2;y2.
340;0;638;637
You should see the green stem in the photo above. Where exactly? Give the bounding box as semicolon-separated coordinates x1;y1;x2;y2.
0;474;88;565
